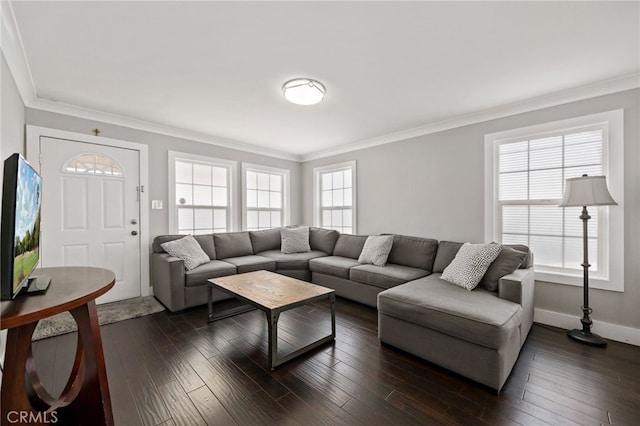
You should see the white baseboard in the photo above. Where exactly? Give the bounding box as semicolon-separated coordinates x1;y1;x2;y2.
534;308;640;346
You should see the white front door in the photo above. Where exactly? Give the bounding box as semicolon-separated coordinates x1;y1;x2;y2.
39;137;141;303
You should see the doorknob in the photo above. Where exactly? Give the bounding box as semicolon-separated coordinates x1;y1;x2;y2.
131;230;138;236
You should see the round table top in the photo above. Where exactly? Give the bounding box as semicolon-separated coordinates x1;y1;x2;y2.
0;266;115;329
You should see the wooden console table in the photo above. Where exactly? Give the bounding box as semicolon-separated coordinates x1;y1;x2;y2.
1;267;115;426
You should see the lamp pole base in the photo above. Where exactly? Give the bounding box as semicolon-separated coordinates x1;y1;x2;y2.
568;329;607;347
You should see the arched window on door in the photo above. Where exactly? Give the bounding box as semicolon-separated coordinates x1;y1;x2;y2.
63;153;124;176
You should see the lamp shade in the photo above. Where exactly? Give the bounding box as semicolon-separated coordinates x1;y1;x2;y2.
559;175;617;207
283;78;325;105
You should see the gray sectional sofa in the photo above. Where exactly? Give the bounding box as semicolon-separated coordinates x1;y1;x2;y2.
151;227;534;391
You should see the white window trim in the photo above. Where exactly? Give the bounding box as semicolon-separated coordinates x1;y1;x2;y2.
484;110;624;292
241;162;291;230
313;161;357;234
168;151;238;234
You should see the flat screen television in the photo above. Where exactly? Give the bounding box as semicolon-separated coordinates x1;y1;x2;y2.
1;153;49;300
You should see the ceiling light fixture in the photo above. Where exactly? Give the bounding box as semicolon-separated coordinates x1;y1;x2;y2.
282;78;325;106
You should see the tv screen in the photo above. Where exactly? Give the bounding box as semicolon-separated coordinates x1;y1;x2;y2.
1;153;43;300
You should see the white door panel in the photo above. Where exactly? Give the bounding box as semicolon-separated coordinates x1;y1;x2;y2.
40;137;141;303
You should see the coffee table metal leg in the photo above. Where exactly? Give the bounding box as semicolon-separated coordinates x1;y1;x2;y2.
267;311;280;370
266;293;336;370
330;293;336;339
207;282;213;320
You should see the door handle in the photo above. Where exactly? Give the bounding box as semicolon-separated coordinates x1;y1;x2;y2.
131;230;138;236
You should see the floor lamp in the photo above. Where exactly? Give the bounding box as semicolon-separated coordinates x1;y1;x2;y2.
559;174;617;347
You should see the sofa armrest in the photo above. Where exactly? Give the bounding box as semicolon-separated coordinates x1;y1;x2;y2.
151;252;187;312
499;267;535;344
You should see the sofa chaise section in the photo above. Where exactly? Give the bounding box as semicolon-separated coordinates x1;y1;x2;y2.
377;241;535;391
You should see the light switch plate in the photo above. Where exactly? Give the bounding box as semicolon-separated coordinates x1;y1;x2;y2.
151;200;163;210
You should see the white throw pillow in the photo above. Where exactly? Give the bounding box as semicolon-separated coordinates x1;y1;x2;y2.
161;235;210;270
358;235;394;267
281;226;311;254
441;242;502;290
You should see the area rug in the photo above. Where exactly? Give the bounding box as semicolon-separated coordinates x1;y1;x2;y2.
32;296;165;341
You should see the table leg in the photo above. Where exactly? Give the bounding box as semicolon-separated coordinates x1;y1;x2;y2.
0;301;112;426
1;322;40;422
330;293;336;339
267;311;280;370
60;301;114;425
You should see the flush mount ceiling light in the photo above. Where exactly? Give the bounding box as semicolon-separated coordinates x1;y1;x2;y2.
282;78;326;106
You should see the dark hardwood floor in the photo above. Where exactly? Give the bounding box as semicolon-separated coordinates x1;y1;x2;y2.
31;297;639;425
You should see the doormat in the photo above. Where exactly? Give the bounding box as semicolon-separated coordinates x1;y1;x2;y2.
32;296;165;341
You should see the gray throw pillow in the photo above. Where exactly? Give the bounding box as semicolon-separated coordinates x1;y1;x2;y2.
481;246;527;291
441;242;502;291
161;235;210;270
281;226;311;254
358;235;394;267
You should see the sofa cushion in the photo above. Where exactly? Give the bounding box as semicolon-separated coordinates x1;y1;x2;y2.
333;234;368;259
309;227;340;254
214;232;254;259
441;243;502;290
258;250;328;270
350;263;429;289
221;255;276;274
507;244;533;269
377;275;522;350
358;235;394;266
184;260;237;287
385;234;438;271
281;226;311;254
309;256;361;279
160;235;210;270
481;246;528;291
153;234;216;259
434;241;533;273
432;241;464;273
250;228;281;253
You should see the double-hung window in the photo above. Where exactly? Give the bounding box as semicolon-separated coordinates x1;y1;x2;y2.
168;151;237;234
314;161;356;234
485;110;623;291
242;163;290;230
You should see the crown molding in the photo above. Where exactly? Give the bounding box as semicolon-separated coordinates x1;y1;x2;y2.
300;73;640;162
1;0;37;104
26;97;302;162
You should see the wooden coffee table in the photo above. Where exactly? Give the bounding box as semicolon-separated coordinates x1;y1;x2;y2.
207;270;336;369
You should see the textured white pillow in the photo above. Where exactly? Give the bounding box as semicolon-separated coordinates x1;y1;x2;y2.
358;235;394;267
281;226;311;254
161;235;210;270
441;242;502;290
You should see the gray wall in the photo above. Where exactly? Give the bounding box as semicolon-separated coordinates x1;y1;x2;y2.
1;52;26;366
302;89;640;330
1;53;26;170
24;109;303;240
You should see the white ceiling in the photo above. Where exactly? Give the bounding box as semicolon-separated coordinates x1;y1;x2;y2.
8;1;640;160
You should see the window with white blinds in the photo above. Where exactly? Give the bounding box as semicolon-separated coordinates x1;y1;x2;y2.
485;110;624;291
498;128;604;272
168;152;237;235
243;164;290;231
314;161;356;234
